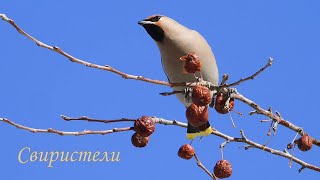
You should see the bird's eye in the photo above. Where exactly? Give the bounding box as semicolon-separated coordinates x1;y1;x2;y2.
150;16;161;22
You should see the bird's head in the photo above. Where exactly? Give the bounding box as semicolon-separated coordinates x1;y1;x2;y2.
138;15;164;42
138;15;186;42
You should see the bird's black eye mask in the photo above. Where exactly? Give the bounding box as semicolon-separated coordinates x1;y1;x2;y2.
143;24;164;42
144;15;162;22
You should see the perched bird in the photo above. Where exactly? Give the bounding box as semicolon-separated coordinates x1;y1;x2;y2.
138;15;219;139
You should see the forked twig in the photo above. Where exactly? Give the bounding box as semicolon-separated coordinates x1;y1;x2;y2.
232;93;320;147
222;57;273;88
194;153;217;179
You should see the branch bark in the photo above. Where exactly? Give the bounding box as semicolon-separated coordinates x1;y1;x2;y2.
222;57;273;88
0;13;171;86
1;116;319;173
61;115;136;123
0;118;133;136
194;153;217;179
232;92;320;147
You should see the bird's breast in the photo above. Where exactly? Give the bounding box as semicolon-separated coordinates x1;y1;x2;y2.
157;34;219;106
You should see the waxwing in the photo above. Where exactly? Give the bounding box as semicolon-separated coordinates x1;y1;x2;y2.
138;15;219;139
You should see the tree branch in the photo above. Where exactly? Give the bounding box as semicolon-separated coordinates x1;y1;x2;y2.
0;13;219;89
0;118;133;136
194;153;217;179
232;92;320;147
0;13;171;86
61;115;136;123
1;116;319;173
222;57;273;88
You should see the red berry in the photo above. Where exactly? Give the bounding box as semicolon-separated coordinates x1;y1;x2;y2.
178;144;195;160
214;160;232;179
215;93;234;114
180;52;202;73
297;135;313;152
186;103;208;127
131;133;149;148
192;85;212;106
134;116;155;137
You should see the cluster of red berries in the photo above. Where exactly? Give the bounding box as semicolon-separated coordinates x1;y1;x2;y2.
181;53;236;128
186;85;211;128
177;144;232;178
185;80;236;129
214;92;235;114
179;53;235;178
180;53;211;128
131;116;155;148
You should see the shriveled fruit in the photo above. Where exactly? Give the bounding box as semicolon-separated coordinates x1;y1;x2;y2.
178;144;195;160
134;116;155;137
214;160;232;179
215;93;234;114
131;133;149;148
192;85;212;106
297;135;313;152
180;52;202;73
186;103;208;127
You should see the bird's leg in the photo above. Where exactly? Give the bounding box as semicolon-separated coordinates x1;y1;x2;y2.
184;87;193;103
193;72;203;82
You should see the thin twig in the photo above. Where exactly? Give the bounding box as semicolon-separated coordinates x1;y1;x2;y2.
0;118;133;136
220;140;230;160
220;74;229;86
159;90;184;96
223;57;273;87
61;115;136;123
194;153;217;180
232;92;320;147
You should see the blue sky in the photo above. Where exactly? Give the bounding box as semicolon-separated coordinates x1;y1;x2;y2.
1;1;320;179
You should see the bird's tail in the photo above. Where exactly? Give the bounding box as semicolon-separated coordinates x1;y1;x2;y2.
186;121;213;140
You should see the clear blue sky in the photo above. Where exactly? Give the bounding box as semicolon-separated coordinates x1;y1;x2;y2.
1;1;319;179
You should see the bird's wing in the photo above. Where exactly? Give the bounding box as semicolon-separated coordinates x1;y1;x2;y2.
161;57;171;83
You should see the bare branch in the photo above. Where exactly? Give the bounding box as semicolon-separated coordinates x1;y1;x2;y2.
0;118;133;136
223;57;273;87
1;116;319;173
232;92;320;147
61;115;136;123
238;130;320;172
0;14;171;86
220;74;229;86
220;140;231;160
159;90;185;96
0;14;219;89
194;153;217;180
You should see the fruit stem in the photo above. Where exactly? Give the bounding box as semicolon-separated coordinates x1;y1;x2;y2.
228;111;236;128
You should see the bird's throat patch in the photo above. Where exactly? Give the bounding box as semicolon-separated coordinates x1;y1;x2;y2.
143;24;164;42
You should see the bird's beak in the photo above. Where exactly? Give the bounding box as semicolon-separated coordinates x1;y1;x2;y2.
138;20;154;26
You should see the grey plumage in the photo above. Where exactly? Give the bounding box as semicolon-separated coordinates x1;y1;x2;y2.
139;15;219;107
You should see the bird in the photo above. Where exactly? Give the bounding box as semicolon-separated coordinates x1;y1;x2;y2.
138;15;219;139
